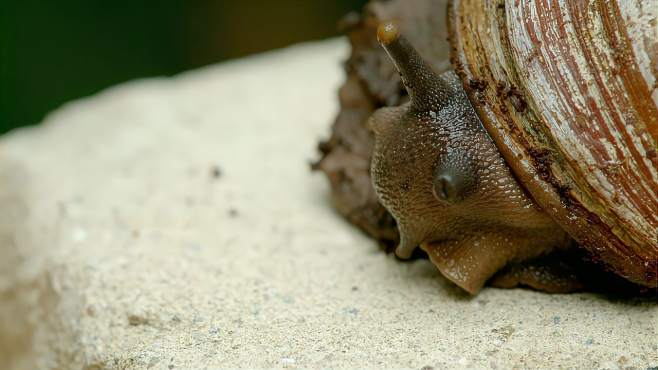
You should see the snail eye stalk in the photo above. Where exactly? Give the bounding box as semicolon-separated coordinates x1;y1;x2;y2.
377;21;452;111
432;149;478;203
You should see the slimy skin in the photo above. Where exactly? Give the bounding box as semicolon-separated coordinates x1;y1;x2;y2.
370;22;574;294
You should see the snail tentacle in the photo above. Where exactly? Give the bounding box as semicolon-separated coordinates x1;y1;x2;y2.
377;21;452;112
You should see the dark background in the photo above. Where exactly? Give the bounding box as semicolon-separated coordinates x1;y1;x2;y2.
0;0;368;133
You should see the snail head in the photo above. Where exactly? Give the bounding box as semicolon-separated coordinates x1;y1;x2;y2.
369;21;571;293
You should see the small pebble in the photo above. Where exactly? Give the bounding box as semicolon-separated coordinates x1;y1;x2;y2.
147;357;160;368
128;314;148;326
281;358;296;365
72;227;88;243
210;165;222;179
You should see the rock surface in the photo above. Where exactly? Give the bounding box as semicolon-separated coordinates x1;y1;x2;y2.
0;39;656;369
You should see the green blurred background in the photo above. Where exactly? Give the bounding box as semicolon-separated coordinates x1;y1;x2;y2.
0;0;368;133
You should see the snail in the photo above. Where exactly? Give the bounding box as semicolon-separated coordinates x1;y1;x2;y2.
317;0;657;294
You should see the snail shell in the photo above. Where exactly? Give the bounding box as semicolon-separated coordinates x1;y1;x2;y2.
449;0;658;287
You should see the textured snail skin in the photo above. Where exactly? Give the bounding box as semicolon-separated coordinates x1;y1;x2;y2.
370;22;573;294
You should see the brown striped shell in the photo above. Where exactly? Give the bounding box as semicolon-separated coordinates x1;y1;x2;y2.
449;0;658;287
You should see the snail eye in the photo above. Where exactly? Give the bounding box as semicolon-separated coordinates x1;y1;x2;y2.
433;173;459;202
433;152;477;203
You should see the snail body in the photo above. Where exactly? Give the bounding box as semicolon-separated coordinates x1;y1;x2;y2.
317;0;657;294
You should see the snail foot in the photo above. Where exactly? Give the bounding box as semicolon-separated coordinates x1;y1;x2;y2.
421;230;572;294
489;255;585;293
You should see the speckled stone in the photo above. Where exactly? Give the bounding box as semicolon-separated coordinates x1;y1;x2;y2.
0;39;655;370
